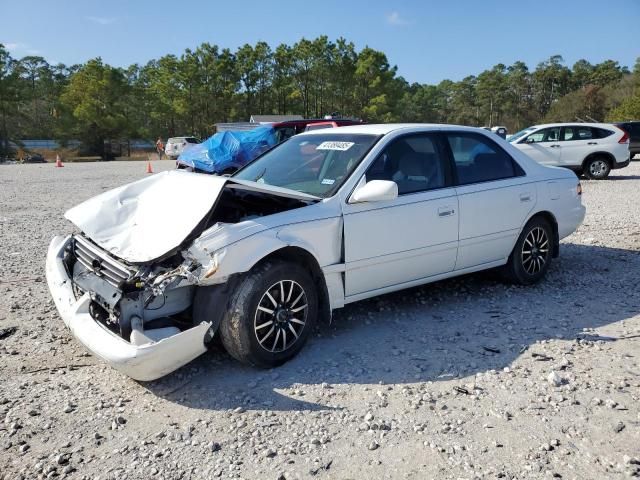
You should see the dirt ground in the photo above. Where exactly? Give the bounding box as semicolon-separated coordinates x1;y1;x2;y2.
1;160;639;480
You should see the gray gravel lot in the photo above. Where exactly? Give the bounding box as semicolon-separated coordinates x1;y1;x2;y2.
1;160;639;480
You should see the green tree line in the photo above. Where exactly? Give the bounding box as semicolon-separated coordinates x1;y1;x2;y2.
1;37;639;156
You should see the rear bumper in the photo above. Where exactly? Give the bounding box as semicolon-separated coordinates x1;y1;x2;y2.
45;236;210;381
558;204;586;240
612;156;630;170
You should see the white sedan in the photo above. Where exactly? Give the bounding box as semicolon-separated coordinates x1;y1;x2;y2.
46;124;585;380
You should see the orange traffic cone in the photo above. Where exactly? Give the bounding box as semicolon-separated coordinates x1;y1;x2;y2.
55;154;64;167
146;159;153;174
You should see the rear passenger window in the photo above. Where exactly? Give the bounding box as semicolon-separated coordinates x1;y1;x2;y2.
366;134;449;195
447;133;523;185
575;127;593;140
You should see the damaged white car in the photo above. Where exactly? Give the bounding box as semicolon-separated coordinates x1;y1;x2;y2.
46;124;585;380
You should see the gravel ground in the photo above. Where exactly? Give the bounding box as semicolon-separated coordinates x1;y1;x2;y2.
1;160;639;480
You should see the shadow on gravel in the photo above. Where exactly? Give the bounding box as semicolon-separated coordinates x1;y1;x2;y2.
144;242;640;412
607;175;640;181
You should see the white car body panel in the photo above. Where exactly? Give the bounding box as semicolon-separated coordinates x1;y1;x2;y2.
65;172;227;263
46;123;586;380
517;141;562;166
343;188;458;296
454;178;536;269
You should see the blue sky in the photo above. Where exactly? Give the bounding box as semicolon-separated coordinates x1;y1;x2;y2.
1;0;638;84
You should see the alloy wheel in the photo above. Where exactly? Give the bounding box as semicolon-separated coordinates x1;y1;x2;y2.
589;160;607;178
254;280;308;353
521;226;549;275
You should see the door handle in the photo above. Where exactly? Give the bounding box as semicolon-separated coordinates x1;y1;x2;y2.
520;193;532;202
587;142;598;145
438;207;455;217
549;144;560;148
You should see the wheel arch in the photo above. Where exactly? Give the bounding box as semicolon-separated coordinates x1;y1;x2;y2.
251;246;332;324
582;151;614;170
525;210;559;258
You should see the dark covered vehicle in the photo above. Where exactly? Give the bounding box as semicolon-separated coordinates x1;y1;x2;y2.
177;118;363;174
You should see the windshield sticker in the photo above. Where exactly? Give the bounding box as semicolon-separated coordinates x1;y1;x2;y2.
321;178;335;185
316;141;354;151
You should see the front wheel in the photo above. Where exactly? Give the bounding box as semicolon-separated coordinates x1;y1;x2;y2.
503;217;553;285
219;260;318;367
584;157;611;179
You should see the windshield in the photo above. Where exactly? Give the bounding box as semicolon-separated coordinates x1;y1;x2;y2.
508;127;536;143
233;133;379;197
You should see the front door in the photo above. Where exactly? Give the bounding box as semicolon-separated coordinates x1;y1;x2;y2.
517;127;562;166
342;133;459;298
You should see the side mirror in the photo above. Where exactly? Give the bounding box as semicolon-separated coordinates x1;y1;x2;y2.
525;136;536;144
349;180;398;204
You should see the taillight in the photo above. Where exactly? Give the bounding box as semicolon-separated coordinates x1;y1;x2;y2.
577;183;582;196
618;131;629;144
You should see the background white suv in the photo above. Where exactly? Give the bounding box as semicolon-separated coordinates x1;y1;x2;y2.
509;123;630;179
165;136;200;160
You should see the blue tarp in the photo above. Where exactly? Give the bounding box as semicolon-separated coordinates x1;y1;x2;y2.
177;126;277;174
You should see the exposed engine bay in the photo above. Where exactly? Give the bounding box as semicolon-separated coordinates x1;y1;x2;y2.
64;183;314;347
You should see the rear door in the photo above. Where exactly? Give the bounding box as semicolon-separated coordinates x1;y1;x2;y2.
558;126;597;167
517;127;562;165
447;131;536;270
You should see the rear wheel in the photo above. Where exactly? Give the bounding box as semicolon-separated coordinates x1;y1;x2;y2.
503;217;553;285
584;156;611;179
219;260;318;367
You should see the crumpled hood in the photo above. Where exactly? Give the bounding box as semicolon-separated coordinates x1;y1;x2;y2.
65;170;318;264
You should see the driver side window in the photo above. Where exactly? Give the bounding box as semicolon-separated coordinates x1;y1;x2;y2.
525;127;561;143
365;134;448;195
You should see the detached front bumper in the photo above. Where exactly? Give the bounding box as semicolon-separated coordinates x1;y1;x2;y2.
45;236;210;381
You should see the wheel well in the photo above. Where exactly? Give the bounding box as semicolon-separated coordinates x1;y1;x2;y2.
253;247;332;323
529;211;559;258
582;152;613;169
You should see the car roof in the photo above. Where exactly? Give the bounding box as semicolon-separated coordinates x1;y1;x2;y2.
527;122;617;130
273;118;361;128
299;123;489;136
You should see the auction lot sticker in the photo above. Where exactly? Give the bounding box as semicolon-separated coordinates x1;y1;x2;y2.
316;141;354;151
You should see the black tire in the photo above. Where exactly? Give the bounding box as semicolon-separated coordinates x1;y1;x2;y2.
218;260;318;367
503;217;553;285
584;156;611;179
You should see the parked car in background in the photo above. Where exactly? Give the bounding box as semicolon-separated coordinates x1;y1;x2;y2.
269;118;363;142
509;123;630;179
304;121;341;132
483;126;508;139
165;137;200;160
614;121;640;160
46;124;585;380
177;118;363;174
23;153;46;163
176;126;277;174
